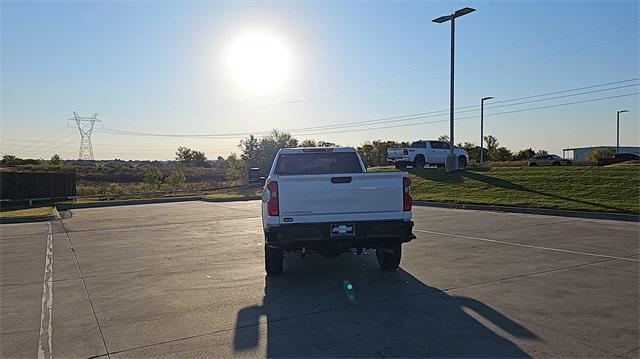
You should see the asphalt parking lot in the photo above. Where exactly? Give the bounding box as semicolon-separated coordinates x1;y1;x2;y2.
0;200;638;358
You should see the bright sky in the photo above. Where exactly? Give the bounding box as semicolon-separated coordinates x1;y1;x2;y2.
1;1;638;160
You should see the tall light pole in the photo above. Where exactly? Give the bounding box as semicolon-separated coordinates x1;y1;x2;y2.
616;110;629;154
433;7;476;172
479;96;493;168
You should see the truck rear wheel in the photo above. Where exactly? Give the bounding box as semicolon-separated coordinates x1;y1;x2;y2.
414;155;425;168
376;245;401;271
265;245;283;275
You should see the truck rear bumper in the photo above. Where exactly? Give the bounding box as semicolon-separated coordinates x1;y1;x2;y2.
264;220;415;251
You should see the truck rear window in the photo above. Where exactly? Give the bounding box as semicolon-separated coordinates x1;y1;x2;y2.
274;152;364;175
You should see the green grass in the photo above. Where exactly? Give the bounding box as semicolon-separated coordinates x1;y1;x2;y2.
370;166;640;214
0;206;54;218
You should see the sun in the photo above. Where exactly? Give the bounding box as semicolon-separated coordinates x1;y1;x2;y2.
227;32;291;95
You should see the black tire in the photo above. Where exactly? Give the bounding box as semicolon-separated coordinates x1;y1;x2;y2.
265;245;283;275
529;162;538;167
458;156;468;169
414;155;426;168
552;162;560;166
376;245;402;271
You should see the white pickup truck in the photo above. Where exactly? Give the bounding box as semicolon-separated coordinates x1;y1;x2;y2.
387;140;469;169
261;147;415;275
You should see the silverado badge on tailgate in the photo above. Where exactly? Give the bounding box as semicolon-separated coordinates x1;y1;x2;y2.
331;224;355;237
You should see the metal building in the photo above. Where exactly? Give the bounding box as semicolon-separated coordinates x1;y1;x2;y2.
562;146;640;161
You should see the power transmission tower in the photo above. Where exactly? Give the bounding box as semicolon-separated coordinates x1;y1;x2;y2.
71;112;101;160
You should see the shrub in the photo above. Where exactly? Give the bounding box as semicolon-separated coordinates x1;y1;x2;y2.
165;171;186;190
587;148;615;162
143;167;164;191
106;182;123;194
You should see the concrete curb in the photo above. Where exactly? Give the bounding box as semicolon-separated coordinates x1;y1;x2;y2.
54;196;263;211
200;196;261;203
0;207;60;224
413;201;640;222
55;196;202;211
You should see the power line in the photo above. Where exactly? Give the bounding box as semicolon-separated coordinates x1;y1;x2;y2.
291;92;640;137
284;81;639;133
8;93;636;158
94;78;638;138
18;127;71;151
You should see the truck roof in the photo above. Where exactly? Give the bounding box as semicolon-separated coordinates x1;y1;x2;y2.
277;147;356;154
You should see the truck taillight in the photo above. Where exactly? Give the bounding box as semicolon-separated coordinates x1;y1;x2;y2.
403;177;412;211
267;180;279;216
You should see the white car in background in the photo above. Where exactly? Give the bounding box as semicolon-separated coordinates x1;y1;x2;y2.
387;140;469;169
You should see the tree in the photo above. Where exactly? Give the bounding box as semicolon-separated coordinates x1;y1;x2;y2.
238;130;298;175
191;150;207;167
175;147;194;166
535;149;548;156
175;147;207;167
459;142;480;162
143;167;164;191
50;154;63;166
357;143;375;167
317;141;337;147
356;140;408;167
239;135;260;165
225;153;245;181
165;171;186;190
298;139;336;147
483;135;500;161
299;139;317;147
1;154;18;165
514;148;536;161
0;154;42;166
494;147;514;161
438;135;450;143
587;148;614;162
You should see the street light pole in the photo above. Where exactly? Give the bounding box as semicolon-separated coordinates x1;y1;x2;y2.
479;96;493;168
617;109;629;154
449;16;455;166
432;7;476;172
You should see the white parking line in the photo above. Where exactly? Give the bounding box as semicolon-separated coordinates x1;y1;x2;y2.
37;222;53;359
415;229;640;262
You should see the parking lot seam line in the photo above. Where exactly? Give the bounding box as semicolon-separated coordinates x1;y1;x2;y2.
37;222;53;359
98;257;617;357
59;221;110;359
1;278;72;288
83;246;631;357
442;257;617;292
415;229;640;262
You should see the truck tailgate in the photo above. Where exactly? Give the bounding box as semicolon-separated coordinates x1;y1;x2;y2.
387;148;408;159
277;172;404;223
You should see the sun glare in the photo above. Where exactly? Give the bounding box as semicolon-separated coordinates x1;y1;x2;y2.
227;32;290;95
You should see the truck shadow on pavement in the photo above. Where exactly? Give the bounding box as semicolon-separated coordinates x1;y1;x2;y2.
234;253;538;358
